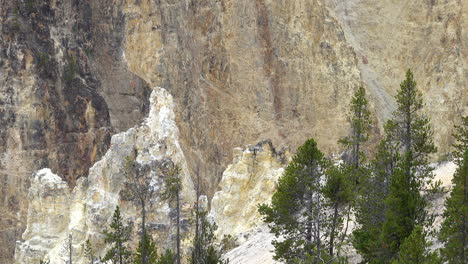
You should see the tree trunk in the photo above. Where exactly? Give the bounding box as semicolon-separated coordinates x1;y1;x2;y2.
69;234;72;264
194;167;200;264
119;241;123;264
330;202;339;256
141;200;146;264
176;189;181;264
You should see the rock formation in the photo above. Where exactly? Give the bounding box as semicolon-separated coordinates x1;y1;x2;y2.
15;88;195;264
210;140;289;240
1;0;466;262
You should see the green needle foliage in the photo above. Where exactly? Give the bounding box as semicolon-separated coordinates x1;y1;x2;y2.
102;206;133;264
352;70;437;263
259;139;334;263
339;86;372;173
133;234;160;264
84;239;95;264
191;208;228;264
158;250;177;264
133;234;177;264
390;226;441;264
339;86;372;258
380;69;437;261
323;164;353;257
161;163;182;264
439;116;468;264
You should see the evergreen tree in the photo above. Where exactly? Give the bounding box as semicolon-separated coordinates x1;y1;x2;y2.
380;69;437;261
439;116;468;264
323;164;353;257
121;152;163;264
102;206;132;264
133;234;160;264
158;250;177;264
258;139;332;263
339;86;372;251
162;163;182;264
390;226;441;264
339;86;372;175
191;208;228;264
352;133;398;263
84;239;95;264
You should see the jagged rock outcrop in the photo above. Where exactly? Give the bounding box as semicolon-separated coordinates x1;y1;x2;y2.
15;88;196;264
14;169;71;264
210;140;289;240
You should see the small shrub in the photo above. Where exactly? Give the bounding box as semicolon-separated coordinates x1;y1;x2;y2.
220;234;238;253
63;54;78;82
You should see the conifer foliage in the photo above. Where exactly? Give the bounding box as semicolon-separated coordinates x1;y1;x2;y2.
380;69;437;260
390;225;441;264
439;116;467;264
162;163;183;264
259;139;336;263
102;206;132;264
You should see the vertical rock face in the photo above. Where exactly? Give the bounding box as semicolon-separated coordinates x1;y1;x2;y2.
0;1;150;261
325;0;468;156
2;0;466;262
15;88;196;264
121;0;362;196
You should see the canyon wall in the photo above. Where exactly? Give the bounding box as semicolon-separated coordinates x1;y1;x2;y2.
1;0;466;262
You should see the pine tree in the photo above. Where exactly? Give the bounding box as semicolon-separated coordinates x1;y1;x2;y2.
162;163;182;264
390;226;441;264
439;116;467;264
258;139;333;263
191;208;227;264
121;152;163;264
339;86;372;175
352;134;397;263
158;250;177;264
323;164;353;257
84;239;95;264
102;206;132;264
339;86;372;252
380;69;437;261
133;234;160;264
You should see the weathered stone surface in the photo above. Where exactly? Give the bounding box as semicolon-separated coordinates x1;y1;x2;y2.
0;1;150;261
15;88;196;264
325;0;468;156
210;140;289;240
2;0;466;262
121;0;362;197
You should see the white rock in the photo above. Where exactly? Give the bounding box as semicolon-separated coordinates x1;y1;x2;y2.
15;88;196;264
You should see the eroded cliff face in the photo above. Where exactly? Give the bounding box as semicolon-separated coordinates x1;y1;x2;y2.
326;0;468;156
210;140;289;240
15;88;196;264
3;0;467;262
121;0;362;196
0;1;150;261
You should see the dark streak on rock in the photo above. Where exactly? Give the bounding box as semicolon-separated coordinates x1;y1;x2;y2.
255;0;282;119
